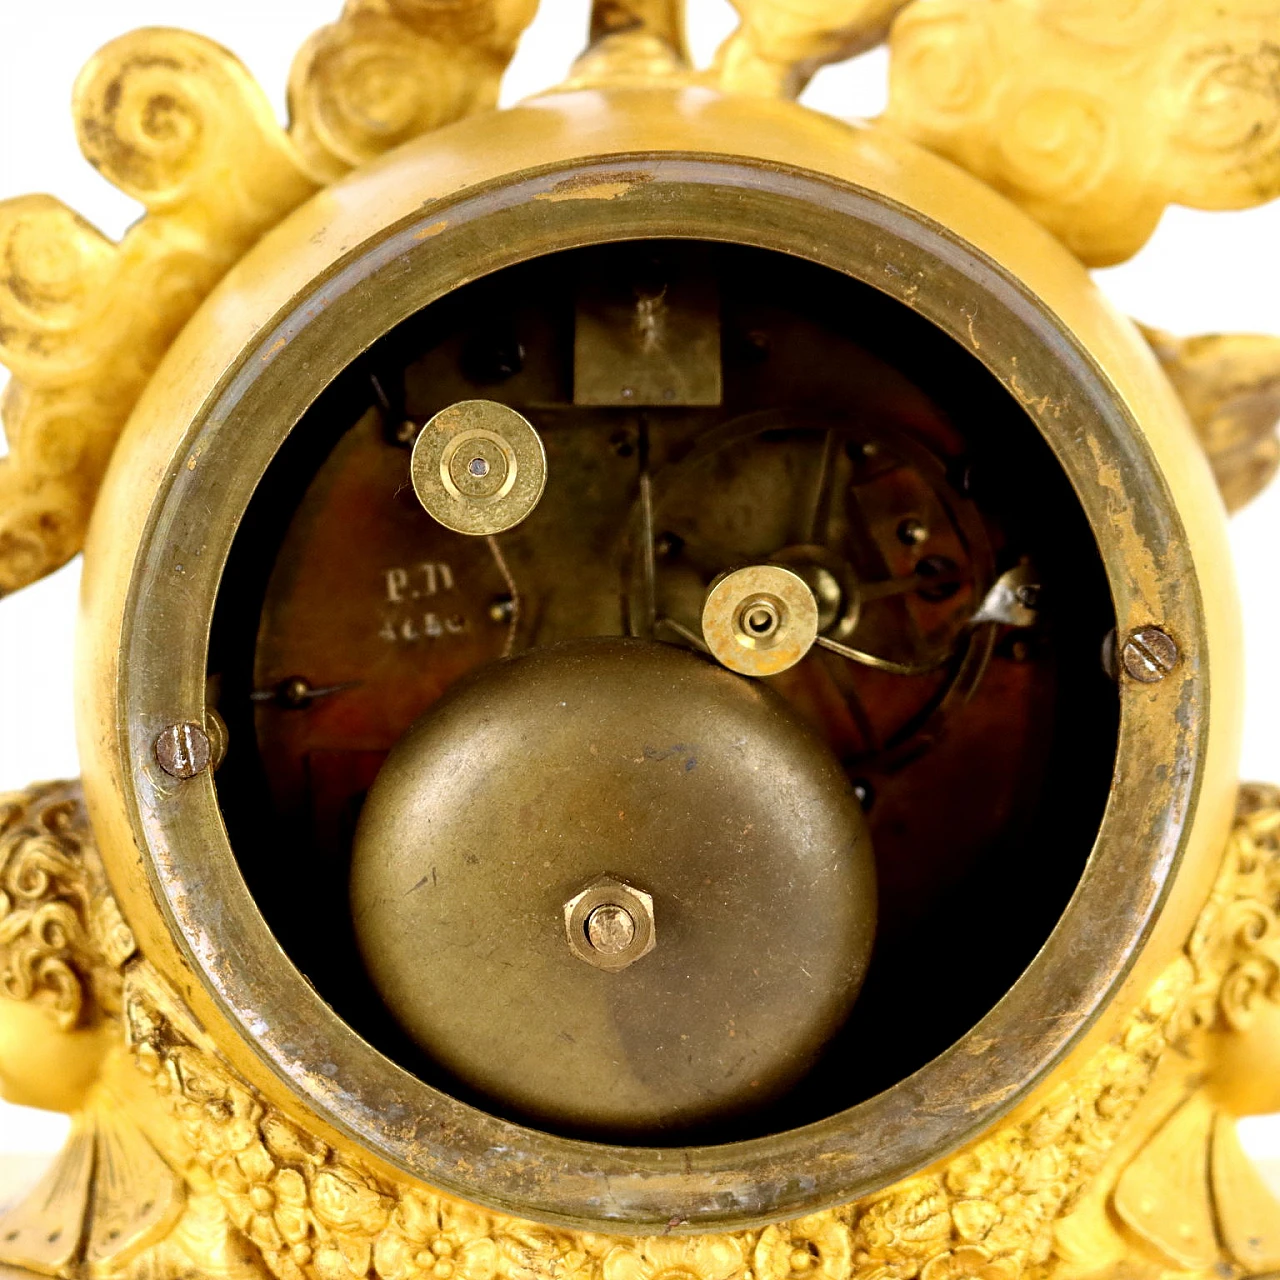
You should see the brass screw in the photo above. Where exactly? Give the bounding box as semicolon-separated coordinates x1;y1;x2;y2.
155;722;212;779
1121;626;1179;683
897;517;928;546
279;676;313;708
564;877;656;972
586;904;637;955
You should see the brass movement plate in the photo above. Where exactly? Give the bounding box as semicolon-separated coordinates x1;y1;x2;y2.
574;251;724;407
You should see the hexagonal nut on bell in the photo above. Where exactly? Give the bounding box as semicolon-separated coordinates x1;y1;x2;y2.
563;876;656;973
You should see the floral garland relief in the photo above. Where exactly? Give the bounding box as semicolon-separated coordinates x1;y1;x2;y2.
4;782;1280;1280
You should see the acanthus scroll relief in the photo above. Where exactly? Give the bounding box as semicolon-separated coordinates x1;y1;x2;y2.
0;0;538;598
1;0;1280;595
884;0;1280;267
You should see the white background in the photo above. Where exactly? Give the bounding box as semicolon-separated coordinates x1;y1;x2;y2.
1;0;1278;1182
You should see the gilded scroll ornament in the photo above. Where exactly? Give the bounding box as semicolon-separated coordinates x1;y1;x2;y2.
287;0;541;183
884;0;1280;266
1140;327;1280;514
0;3;537;598
712;0;909;99
5;782;1280;1280
0;29;317;598
0;31;316;599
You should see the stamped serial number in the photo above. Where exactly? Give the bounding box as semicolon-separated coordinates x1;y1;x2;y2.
385;562;456;602
380;562;468;643
379;613;468;643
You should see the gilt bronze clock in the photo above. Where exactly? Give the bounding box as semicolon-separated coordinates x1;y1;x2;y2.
3;2;1280;1279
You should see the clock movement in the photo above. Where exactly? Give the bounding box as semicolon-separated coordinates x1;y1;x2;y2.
2;2;1280;1279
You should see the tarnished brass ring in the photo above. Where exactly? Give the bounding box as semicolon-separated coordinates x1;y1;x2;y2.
84;97;1234;1236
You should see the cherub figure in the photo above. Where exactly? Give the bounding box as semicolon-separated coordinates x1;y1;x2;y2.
0;784;124;1115
0;783;265;1280
1054;785;1280;1279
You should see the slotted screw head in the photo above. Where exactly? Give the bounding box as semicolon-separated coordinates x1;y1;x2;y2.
1121;626;1179;683
155;722;212;778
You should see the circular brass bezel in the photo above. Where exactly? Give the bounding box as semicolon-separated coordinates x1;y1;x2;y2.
82;91;1238;1237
